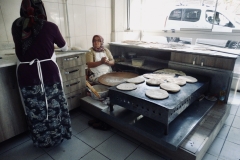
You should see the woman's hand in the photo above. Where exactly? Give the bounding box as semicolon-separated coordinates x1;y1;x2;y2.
101;57;107;64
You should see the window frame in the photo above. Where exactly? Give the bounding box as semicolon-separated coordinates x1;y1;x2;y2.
128;0;240;46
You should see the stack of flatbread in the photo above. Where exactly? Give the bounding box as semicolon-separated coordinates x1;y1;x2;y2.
146;78;166;86
126;76;145;84
154;69;186;76
178;76;197;83
116;83;137;91
145;89;169;100
166;77;186;86
143;73;174;80
160;82;181;92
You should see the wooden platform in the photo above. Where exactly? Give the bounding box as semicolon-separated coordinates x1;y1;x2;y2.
80;96;231;160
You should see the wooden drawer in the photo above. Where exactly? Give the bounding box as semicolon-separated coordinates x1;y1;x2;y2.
63;76;86;94
171;52;197;64
66;88;86;110
57;54;85;69
60;65;85;82
196;55;216;68
215;57;235;70
171;52;235;70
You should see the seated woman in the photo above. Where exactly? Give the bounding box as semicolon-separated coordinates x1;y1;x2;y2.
86;35;115;83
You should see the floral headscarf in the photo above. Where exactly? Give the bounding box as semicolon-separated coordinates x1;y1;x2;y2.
92;35;104;52
12;0;47;54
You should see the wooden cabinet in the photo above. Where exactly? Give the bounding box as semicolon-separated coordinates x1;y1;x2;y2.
0;66;27;143
171;52;235;70
56;53;86;110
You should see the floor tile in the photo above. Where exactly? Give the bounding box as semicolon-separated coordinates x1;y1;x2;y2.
217;124;231;140
202;153;218;160
125;146;165;160
81;150;109;160
35;154;54;160
232;115;240;129
116;130;141;145
47;136;92;160
140;144;171;160
0;132;30;155
76;127;114;148
230;104;239;115
96;134;139;160
71;114;90;135
226;127;240;145
207;137;225;157
69;107;83;119
224;115;235;126
0;140;45;160
219;141;240;160
237;107;240;116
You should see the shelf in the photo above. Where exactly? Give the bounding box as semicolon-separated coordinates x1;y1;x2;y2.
116;60;168;72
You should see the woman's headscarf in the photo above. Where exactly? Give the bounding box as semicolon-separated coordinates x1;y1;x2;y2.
12;0;47;54
92;35;104;52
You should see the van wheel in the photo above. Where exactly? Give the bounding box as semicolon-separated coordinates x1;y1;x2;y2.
167;37;180;43
228;41;240;49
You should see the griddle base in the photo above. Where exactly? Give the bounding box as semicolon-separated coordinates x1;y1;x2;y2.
103;99;215;151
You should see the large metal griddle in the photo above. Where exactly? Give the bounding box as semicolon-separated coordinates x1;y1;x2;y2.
108;75;210;134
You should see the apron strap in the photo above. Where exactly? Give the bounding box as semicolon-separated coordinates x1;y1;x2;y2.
18;58;52;120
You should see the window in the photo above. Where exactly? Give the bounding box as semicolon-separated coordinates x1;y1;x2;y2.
169;9;182;21
182;9;201;22
129;0;240;49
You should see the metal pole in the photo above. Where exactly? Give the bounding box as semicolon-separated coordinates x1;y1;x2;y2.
212;0;219;30
127;0;130;30
65;0;72;48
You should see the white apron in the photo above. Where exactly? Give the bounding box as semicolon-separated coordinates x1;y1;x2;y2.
89;51;112;82
16;53;63;120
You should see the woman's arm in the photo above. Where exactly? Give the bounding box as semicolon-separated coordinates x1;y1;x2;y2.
105;59;115;66
87;57;108;68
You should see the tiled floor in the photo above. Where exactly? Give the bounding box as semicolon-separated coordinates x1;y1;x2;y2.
0;91;240;160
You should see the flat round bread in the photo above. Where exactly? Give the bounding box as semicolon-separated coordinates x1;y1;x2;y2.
166;77;186;86
160;83;181;92
146;78;166;86
116;83;137;91
145;89;169;100
143;73;174;80
127;76;145;84
178;76;197;83
154;69;186;76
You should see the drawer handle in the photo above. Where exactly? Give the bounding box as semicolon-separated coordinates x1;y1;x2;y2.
65;69;79;74
201;58;205;66
66;81;80;87
193;57;197;65
64;56;79;61
69;93;82;99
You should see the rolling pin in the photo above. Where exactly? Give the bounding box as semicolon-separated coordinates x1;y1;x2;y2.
86;81;101;99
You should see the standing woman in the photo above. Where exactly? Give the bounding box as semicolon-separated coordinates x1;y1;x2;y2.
11;0;72;148
86;35;115;83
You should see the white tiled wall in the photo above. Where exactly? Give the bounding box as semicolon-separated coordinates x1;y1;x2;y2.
0;0;112;50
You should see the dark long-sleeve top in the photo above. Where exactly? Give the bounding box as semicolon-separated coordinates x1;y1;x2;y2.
12;21;66;87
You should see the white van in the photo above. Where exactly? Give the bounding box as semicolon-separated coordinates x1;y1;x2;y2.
165;6;240;49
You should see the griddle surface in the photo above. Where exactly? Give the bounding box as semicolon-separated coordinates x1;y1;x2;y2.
109;80;208;110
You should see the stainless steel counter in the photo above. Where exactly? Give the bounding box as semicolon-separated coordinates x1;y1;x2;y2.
0;49;87;68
